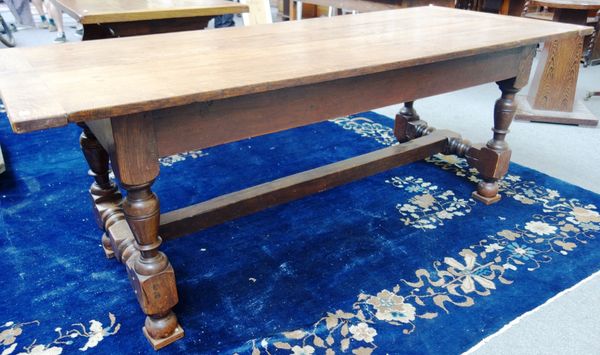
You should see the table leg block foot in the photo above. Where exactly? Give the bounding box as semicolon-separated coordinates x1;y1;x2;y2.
471;190;501;205
143;323;184;350
101;233;115;259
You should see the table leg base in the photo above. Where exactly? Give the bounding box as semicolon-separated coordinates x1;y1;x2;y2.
143;324;184;350
101;233;115;259
0;146;5;174
515;95;599;126
102;245;115;259
472;191;501;205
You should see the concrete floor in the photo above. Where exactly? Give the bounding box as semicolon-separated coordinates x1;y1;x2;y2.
2;5;600;355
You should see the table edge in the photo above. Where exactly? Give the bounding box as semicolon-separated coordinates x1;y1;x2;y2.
51;1;249;24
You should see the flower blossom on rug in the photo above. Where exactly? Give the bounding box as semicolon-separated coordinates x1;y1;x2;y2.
0;314;120;355
233;116;600;354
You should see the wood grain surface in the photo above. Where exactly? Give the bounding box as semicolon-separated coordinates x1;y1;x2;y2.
527;34;583;111
51;0;248;24
0;6;592;133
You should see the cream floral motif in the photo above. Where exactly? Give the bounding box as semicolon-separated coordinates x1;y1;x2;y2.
348;323;377;343
444;250;497;293
329;117;397;146
159;149;208;167
0;314;119;355
246;193;599;353
366;290;415;323
524;221;557;236
570;207;600;223
239;116;600;353
16;344;62;355
290;345;315;355
386;176;475;230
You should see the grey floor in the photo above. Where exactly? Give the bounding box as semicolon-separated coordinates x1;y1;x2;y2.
2;5;600;355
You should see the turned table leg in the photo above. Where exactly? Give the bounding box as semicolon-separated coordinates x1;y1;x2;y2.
122;180;183;349
472;78;519;204
78;123;124;258
104;113;184;349
393;79;521;205
394;101;434;143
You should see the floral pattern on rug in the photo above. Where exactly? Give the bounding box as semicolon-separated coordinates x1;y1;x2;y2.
385;176;476;230
0;314;120;355
159;149;208;167
4;114;596;354
329;117;397;147
242;173;600;354
234;116;600;354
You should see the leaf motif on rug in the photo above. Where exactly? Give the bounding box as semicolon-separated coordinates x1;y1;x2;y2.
242;190;599;354
235;116;600;354
329;117;397;147
0;313;120;354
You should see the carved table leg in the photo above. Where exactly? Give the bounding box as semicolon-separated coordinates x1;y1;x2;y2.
394;79;520;205
105;113;183;349
122;181;183;349
471;78;519;204
78;123;124;258
394;101;434;143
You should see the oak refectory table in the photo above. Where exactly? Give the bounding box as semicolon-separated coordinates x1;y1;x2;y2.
0;6;591;350
51;0;249;40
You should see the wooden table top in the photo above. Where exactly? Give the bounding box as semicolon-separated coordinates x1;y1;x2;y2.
0;6;592;133
51;0;249;24
531;0;600;10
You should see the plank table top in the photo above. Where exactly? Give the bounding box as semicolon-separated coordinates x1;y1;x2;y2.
0;6;591;133
51;0;249;24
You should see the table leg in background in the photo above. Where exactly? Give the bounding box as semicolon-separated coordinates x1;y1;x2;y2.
515;34;598;126
78;123;124;259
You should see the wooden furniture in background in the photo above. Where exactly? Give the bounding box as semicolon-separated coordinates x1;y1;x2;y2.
514;0;599;126
51;0;249;39
241;0;274;24
527;0;600;64
499;0;527;15
584;9;600;101
287;0;455;21
581;8;600;66
0;6;589;350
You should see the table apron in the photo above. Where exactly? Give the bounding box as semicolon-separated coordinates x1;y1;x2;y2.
151;45;534;157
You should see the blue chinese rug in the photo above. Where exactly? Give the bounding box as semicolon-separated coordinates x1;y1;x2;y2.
1;109;599;355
